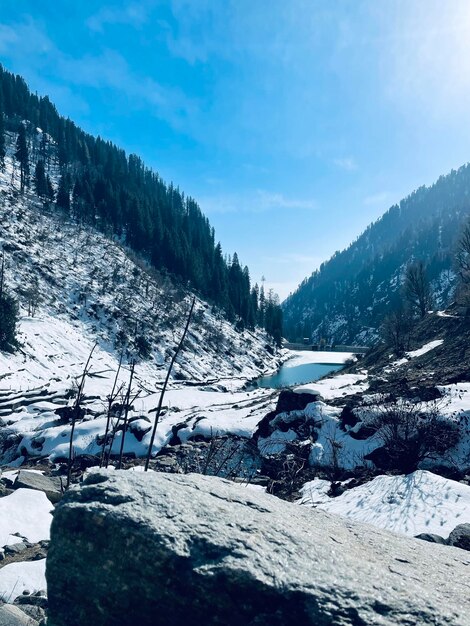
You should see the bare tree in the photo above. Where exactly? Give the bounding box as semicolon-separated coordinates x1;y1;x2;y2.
404;260;433;318
145;297;195;471
382;307;413;355
67;344;96;488
100;353;124;468
117;360;136;469
456;220;470;308
361;396;460;473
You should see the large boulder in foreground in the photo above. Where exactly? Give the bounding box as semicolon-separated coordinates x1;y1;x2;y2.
47;471;470;626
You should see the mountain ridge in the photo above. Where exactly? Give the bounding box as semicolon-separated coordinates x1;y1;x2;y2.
283;163;470;344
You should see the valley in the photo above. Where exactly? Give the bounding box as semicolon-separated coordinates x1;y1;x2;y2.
0;58;469;625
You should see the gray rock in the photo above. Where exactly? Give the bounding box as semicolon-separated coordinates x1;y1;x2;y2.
414;532;448;545
447;523;470;551
14;471;63;503
4;542;29;556
0;604;38;625
47;471;470;626
12;606;45;623
15;594;48;608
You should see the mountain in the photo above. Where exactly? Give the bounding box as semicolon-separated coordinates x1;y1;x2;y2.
0;65;288;466
0;64;282;343
282;167;470;344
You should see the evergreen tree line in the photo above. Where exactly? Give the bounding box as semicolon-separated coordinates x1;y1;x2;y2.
0;65;283;344
283;163;470;344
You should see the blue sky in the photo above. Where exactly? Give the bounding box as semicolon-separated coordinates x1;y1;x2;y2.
2;1;470;299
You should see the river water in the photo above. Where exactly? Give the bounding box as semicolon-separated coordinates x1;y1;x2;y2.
256;361;344;389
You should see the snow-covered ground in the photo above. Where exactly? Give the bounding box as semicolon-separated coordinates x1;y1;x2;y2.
0;310;282;463
386;339;444;370
298;470;470;538
0;143;289;465
282;351;354;367
0;489;52;547
0;559;46;602
295;371;369;401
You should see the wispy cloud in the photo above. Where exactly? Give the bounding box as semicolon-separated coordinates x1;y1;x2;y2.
86;3;153;32
363;191;391;206
199;189;316;214
256;190;316;211
0;17;197;133
372;1;470;119
333;157;358;171
0;18;52;56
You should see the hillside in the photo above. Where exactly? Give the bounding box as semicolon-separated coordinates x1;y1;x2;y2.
0;97;289;469
0;65;282;341
282;167;470;344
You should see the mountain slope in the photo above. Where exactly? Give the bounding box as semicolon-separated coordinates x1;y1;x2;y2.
0;64;282;339
0;143;283;465
283;166;470;344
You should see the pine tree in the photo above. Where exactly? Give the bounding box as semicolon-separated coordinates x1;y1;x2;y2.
15;124;29;192
0;254;18;352
56;173;70;211
46;175;55;202
34;160;47;198
0;100;5;168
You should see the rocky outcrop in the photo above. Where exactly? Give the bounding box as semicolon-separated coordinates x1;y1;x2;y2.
253;389;320;442
0;604;38;625
447;524;470;551
14;471;62;504
47;471;470;626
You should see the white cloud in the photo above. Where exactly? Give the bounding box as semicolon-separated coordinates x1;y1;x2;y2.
333;157;358;171
0;18;197;133
363;191;391;206
256;190;316;211
86;3;153;32
199;189;316;214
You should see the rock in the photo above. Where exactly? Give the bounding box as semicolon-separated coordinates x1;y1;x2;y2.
15;593;48;608
127;418;152;442
253;390;320;441
447;523;470;551
11;603;46;624
339;405;359;429
47;471;470;626
152;456;180;472
363;445;394;470
415;533;448;545
4;542;29;556
14;471;63;504
0;604;38;625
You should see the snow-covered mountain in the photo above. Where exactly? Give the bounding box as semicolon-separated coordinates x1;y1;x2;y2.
283;165;470;344
0;129;284;465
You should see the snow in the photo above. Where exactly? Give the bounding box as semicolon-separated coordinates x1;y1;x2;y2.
305;401;377;469
283;350;354;367
406;339;444;358
437;310;459;319
0;145;285;465
0;559;46;602
387;339;445;370
0;489;53;548
295;371;369;401
298;470;470;538
258;429;298;455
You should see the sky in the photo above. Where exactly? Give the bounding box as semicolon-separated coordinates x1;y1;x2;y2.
2;1;470;299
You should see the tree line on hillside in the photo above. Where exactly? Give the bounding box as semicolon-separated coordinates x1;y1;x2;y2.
382;225;470;355
283;163;470;344
0;65;282;349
